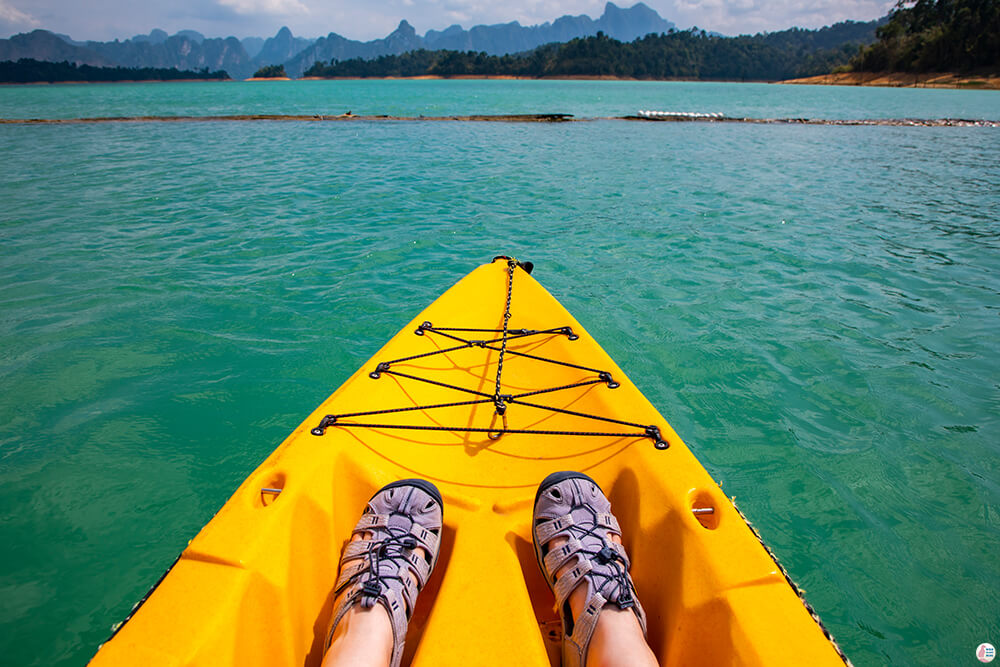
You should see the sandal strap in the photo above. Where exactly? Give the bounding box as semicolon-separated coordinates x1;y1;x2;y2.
543;537;583;575
326;583;409;667
535;513;576;544
334;540;431;611
402;550;432;588
553;558;594;610
334;558;369;592
353;512;391;532
565;591;608;659
596;512;620;533
410;525;439;553
341;538;373;560
355;516;439;554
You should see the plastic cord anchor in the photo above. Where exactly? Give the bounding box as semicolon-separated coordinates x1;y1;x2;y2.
599;371;620;389
492;255;533;274
646;425;669;449
561;327;579;341
311;415;337;436
370;362;390;379
414;321;433;336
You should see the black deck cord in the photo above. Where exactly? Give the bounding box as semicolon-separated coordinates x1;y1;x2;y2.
493;258;517;417
311;258;668;449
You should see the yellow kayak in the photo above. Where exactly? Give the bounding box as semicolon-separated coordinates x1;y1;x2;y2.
90;257;849;666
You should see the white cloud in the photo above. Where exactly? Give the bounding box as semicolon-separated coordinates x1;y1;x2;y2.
656;0;895;33
0;0;39;27
216;0;309;16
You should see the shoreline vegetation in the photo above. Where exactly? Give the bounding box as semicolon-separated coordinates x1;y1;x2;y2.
848;0;998;75
1;113;995;126
292;0;997;90
301;24;879;82
0;59;228;83
2;0;995;90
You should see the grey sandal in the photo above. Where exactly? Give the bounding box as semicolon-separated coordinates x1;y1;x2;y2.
326;479;443;667
532;471;647;667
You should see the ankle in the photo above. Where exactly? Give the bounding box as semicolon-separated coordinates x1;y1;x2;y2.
586;606;656;667
323;604;394;667
564;582;655;667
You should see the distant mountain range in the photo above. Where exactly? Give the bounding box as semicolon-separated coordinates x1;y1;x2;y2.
287;3;675;76
0;2;675;79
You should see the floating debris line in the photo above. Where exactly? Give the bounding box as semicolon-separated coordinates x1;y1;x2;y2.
0;113;576;124
637;110;724;119
0;113;996;127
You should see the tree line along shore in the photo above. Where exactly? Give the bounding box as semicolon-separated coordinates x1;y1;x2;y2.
0;59;228;83
2;0;997;88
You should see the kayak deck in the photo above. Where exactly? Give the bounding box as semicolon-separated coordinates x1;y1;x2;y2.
91;258;848;666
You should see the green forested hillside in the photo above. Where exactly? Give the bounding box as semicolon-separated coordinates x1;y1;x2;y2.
304;21;879;80
0;58;229;83
851;0;1000;71
252;64;287;78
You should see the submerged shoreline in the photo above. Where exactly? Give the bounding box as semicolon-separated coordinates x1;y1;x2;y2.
780;71;1000;89
1;112;997;127
4;73;998;90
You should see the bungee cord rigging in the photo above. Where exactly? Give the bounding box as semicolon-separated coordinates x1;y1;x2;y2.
311;257;667;449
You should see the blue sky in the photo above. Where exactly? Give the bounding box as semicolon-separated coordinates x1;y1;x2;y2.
1;0;895;42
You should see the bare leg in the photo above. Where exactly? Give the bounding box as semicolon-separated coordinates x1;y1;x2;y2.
551;533;658;667
321;603;393;667
322;532;428;667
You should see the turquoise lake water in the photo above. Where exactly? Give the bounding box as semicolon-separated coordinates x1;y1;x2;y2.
1;80;998;666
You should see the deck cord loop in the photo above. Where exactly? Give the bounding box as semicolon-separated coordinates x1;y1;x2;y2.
492;258;516;417
311;259;667;449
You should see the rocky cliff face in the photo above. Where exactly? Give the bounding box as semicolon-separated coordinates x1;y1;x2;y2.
286;20;423;77
423;3;675;53
85;35;252;77
0;30;111;66
0;29;254;77
251;27;313;71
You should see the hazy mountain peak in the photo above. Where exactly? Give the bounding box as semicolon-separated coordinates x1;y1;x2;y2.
394;20;416;36
0;29;112;66
132;28;168;44
250;25;313;71
174;30;205;43
1;2;677;80
420;2;674;55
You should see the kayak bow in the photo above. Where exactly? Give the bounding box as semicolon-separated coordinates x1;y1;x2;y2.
91;257;849;666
